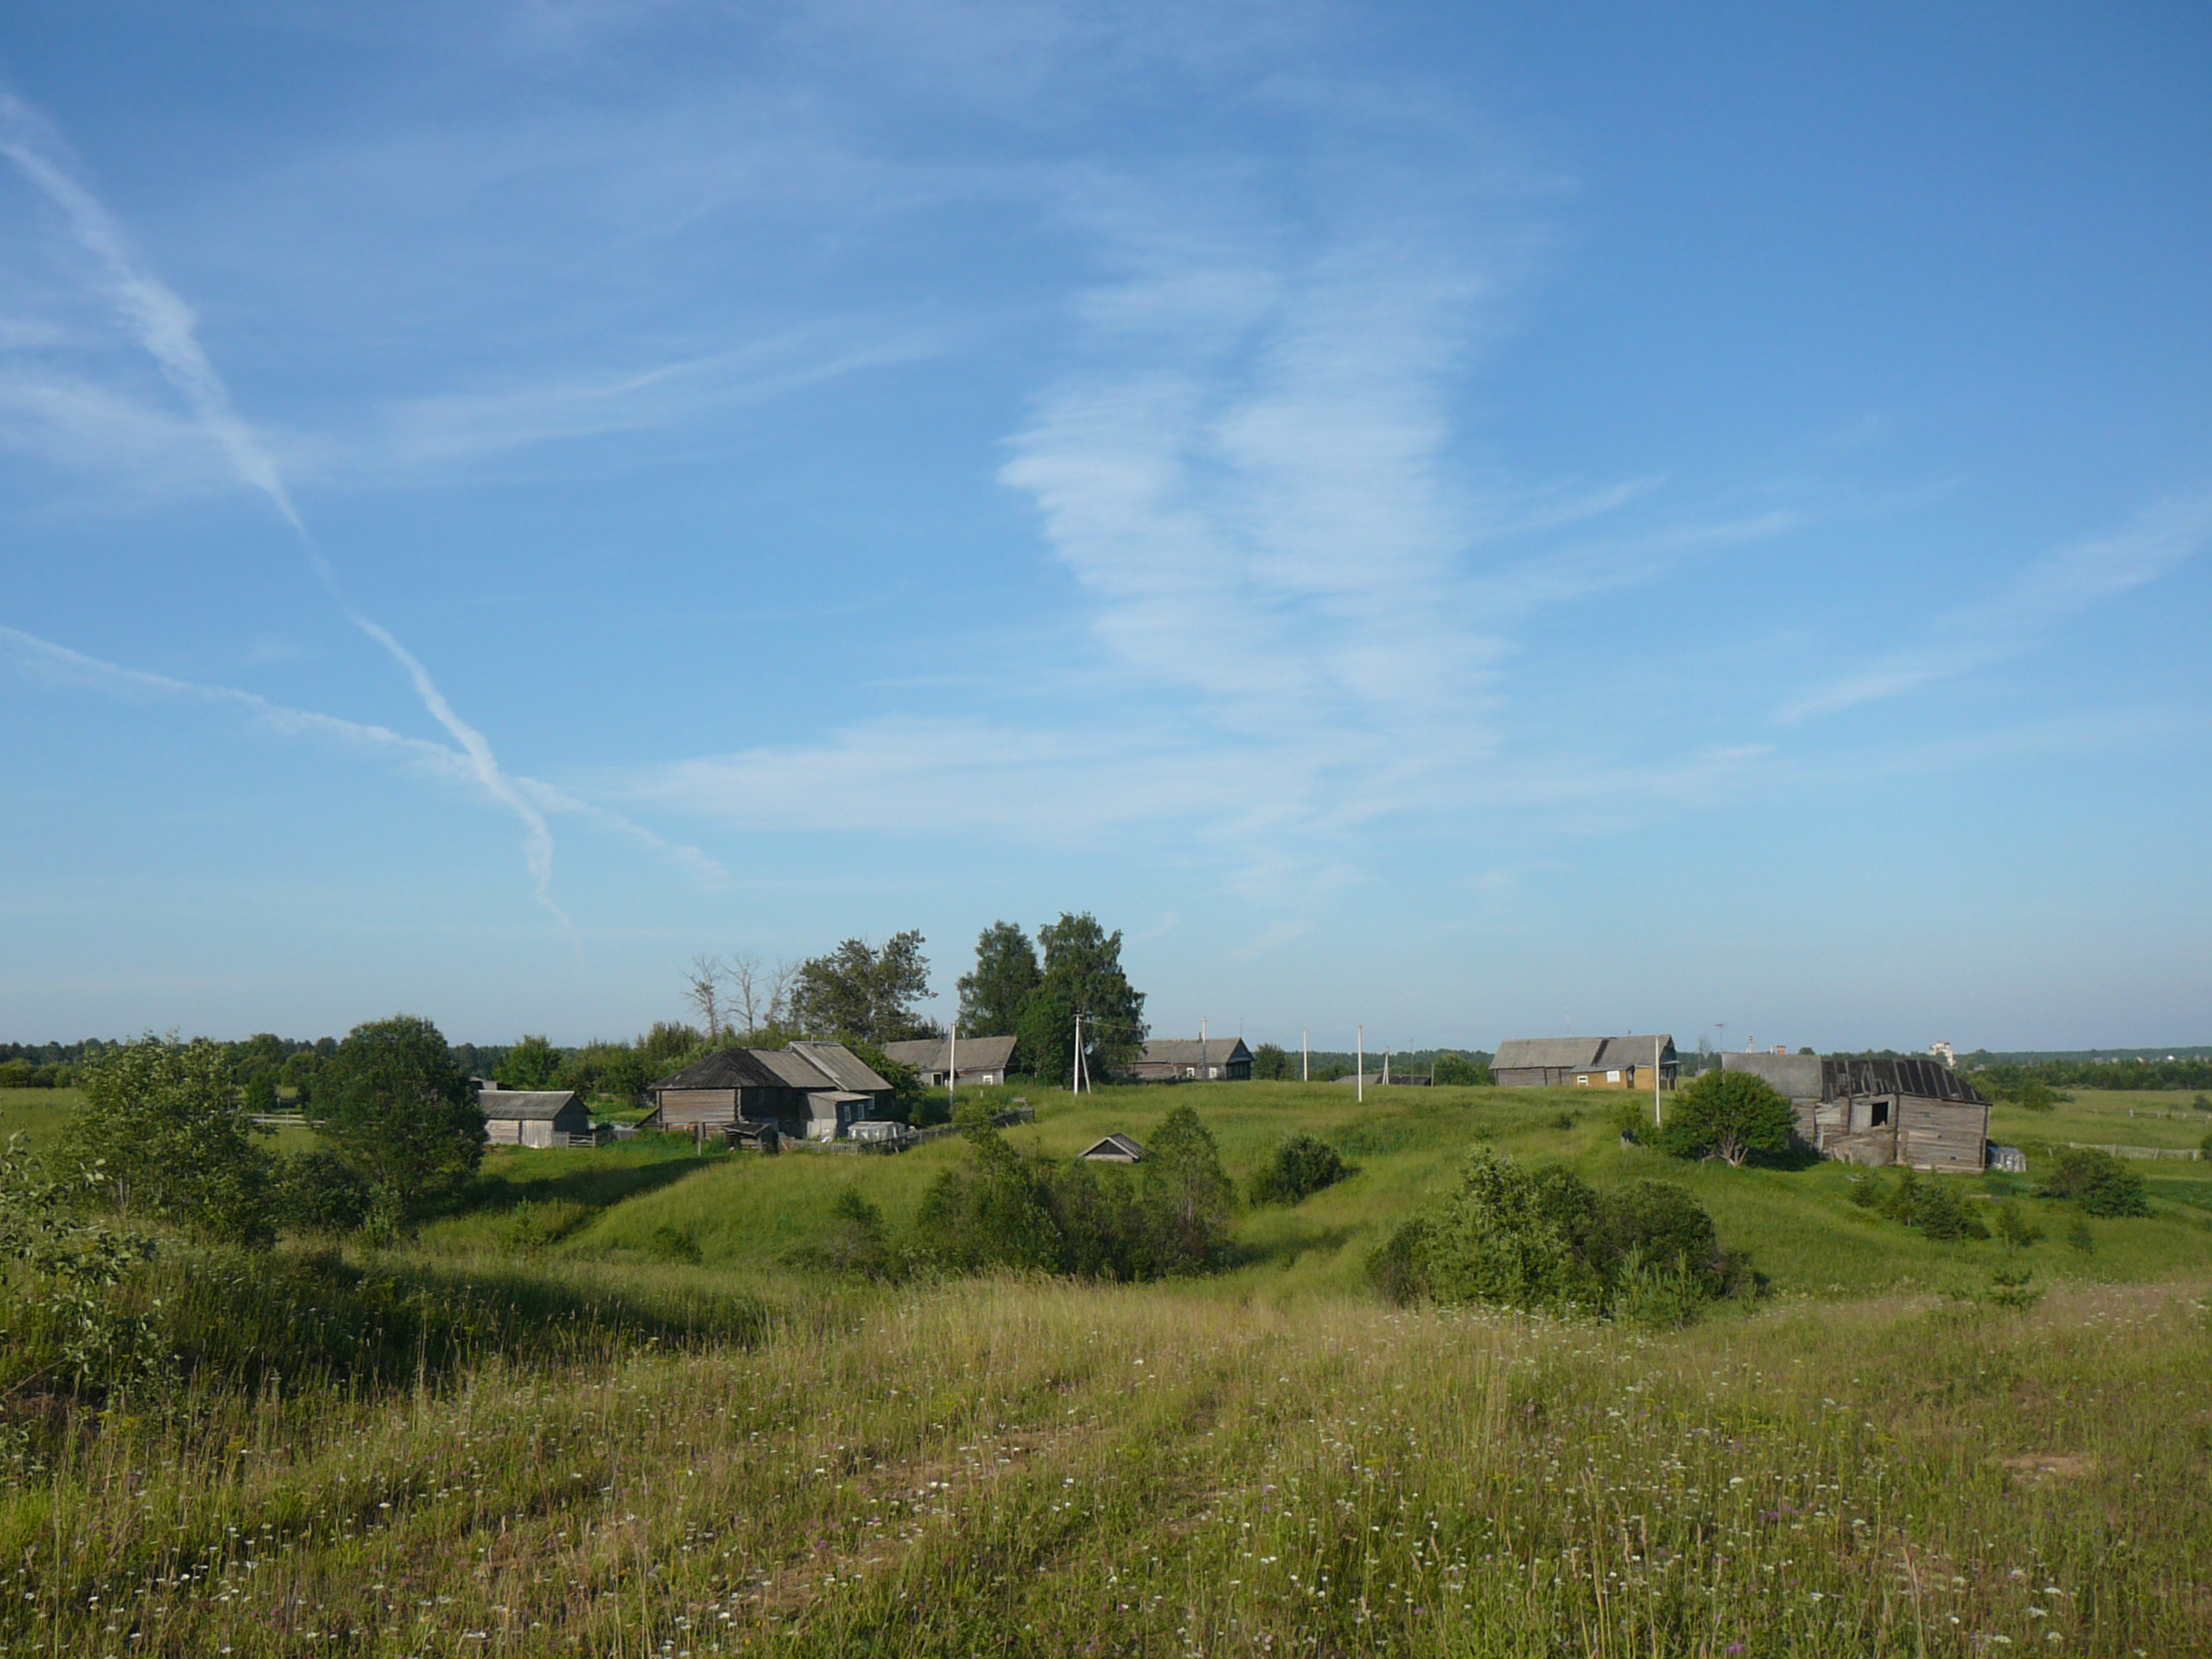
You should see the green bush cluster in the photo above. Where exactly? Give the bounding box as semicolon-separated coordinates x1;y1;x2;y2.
2041;1148;2152;1217
0;1059;73;1089
1368;1149;1751;1325
1849;1167;1990;1240
913;1107;1234;1281
1246;1134;1350;1205
1656;1070;1796;1166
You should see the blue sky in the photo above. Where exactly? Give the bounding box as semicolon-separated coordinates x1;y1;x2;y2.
3;2;2209;1052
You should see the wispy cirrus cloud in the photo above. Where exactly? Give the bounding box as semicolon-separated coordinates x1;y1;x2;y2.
1777;493;2212;723
0;623;728;887
1;87;582;930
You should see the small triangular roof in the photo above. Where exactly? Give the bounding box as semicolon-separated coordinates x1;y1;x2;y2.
1080;1132;1145;1160
478;1089;585;1121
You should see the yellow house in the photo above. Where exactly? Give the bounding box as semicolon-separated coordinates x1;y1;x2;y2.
1493;1034;1678;1090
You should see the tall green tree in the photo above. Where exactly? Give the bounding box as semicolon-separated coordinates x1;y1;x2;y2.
499;1034;565;1089
1016;912;1147;1087
318;1016;486;1236
1139;1105;1236;1270
791;931;936;1044
957;921;1041;1039
67;1036;276;1247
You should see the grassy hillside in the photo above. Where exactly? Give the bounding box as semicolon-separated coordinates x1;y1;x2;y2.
7;1077;2210;1655
422;1080;2212;1300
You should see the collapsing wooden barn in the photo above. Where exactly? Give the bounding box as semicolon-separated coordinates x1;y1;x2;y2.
1719;1053;1991;1173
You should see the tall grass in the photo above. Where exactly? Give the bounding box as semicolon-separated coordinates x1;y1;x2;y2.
1;1264;2204;1656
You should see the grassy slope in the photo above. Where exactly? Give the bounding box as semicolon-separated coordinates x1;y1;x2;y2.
418;1081;2212;1303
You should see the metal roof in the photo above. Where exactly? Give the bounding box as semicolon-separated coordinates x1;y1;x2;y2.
478;1089;587;1122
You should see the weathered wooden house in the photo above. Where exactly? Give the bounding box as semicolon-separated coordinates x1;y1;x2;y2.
1719;1052;1991;1173
880;1034;1019;1087
1122;1038;1253;1083
1081;1133;1145;1163
647;1041;895;1142
1494;1035;1677;1090
480;1089;601;1148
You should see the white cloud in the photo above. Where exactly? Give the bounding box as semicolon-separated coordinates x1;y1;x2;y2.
1777;493;2212;724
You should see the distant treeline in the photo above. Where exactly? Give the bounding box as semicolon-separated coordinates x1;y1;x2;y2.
1249;1046;1494;1084
0;1035;522;1094
1967;1057;2212;1093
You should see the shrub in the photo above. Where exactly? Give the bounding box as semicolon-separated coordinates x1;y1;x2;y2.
2012;1077;2061;1112
2042;1148;2151;1217
784;1188;902;1281
1247;1135;1350;1205
1993;1199;2043;1253
1412;1151;1741;1320
645;1224;702;1264
1872;1167;1989;1240
2065;1216;2095;1254
1656;1070;1796;1166
68;1037;276;1248
1365;1217;1431;1305
499;1199;595;1253
1249;1042;1294;1081
272;1151;372;1236
2193;1093;2212;1114
1431;1052;1492;1087
0;1059;34;1089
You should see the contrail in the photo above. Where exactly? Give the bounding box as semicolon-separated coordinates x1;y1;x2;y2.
0;90;575;939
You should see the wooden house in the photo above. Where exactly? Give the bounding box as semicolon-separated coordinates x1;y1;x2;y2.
1081;1133;1145;1163
648;1041;895;1142
1122;1038;1253;1083
1494;1035;1677;1090
480;1089;600;1148
880;1034;1019;1087
1720;1052;1990;1173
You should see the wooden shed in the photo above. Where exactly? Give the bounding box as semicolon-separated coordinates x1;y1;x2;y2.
1720;1052;1990;1173
1081;1133;1145;1163
480;1089;600;1148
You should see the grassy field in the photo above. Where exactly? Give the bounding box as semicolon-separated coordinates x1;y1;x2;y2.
3;1079;2210;1656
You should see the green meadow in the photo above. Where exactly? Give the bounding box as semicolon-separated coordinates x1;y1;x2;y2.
3;1080;2209;1656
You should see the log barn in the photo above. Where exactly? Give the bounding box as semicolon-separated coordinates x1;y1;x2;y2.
1719;1052;1991;1173
1122;1038;1253;1083
1493;1035;1678;1090
648;1041;894;1142
880;1033;1019;1087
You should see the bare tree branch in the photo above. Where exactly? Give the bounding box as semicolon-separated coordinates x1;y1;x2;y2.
682;955;727;1041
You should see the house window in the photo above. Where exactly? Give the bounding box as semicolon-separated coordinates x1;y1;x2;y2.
1605;1070;1621;1083
1575;1075;1592;1086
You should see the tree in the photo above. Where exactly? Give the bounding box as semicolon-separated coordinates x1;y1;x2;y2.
1248;1133;1348;1205
1139;1105;1235;1269
499;1034;565;1089
1016;913;1147;1088
682;956;727;1040
66;1036;276;1247
1249;1042;1294;1081
726;953;797;1035
1656;1069;1796;1166
957;922;1041;1039
791;931;937;1045
1432;1052;1492;1087
318;1016;486;1236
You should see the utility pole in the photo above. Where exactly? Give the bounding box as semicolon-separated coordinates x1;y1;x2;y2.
949;1021;957;1111
1383;1049;1391;1086
1201;1016;1208;1079
1357;1025;1364;1103
1654;1033;1663;1129
1072;1012;1083;1095
1302;1028;1308;1084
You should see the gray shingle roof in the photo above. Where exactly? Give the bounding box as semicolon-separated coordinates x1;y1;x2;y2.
652;1048;791;1090
1081;1133;1145;1161
478;1089;586;1122
788;1041;893;1094
1721;1052;1824;1098
1137;1038;1251;1067
1493;1037;1605;1071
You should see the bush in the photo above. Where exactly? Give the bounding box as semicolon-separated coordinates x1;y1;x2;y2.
1431;1052;1492;1087
1993;1199;2043;1252
1870;1167;1989;1240
1247;1135;1349;1205
784;1188;902;1281
644;1224;702;1264
499;1198;595;1253
1249;1042;1294;1081
1402;1150;1744;1322
1656;1070;1796;1166
2042;1148;2151;1217
272;1151;372;1236
2193;1093;2211;1114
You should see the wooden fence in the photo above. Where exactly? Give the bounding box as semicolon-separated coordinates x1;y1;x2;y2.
2063;1141;2202;1161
